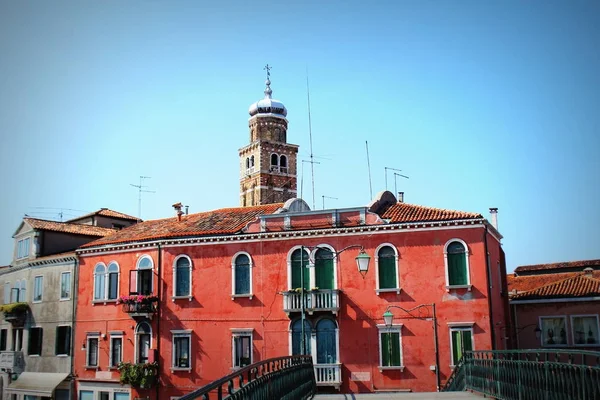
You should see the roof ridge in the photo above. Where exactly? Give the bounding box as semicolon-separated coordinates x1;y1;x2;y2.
515;272;600;297
399;202;479;214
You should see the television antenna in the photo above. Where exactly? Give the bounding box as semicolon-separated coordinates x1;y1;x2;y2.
393;172;410;197
322;195;338;210
300;159;320;202
385;167;409;191
130;176;155;220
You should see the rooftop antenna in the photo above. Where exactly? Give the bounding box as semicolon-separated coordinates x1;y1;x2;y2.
130;176;155;220
385;167;406;190
322;195;338;210
306;67;316;209
393;172;410;197
366;141;373;200
300;159;320;201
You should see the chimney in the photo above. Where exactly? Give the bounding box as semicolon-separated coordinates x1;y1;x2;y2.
398;192;404;203
583;267;593;277
185;205;189;215
489;207;498;230
172;202;184;222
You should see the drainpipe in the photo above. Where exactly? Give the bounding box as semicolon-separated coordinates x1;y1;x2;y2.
155;243;162;400
71;256;79;397
483;225;496;349
432;303;440;392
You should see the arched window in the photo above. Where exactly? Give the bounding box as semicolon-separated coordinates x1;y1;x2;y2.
250;155;255;168
315;248;334;290
291;319;312;355
270;154;279;168
134;256;153;296
94;264;106;300
290;248;310;290
280;155;288;173
174;256;191;297
245;157;250;169
376;245;399;292
107;262;119;300
232;253;251;296
316;319;338;364
445;240;470;288
135;322;152;363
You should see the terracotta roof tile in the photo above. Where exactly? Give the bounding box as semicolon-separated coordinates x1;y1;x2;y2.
381;202;483;223
511;273;600;300
67;208;140;222
80;203;283;248
24;218;117;237
515;259;600;274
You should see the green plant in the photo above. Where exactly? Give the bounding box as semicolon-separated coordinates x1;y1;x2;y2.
117;362;159;389
0;302;29;314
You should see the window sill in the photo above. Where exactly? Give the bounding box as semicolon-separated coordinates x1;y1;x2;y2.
85;365;99;370
92;300;117;305
28;354;40;357
56;354;69;357
171;295;193;302
32;300;42;304
379;366;405;372
445;285;472;292
171;367;192;372
376;288;401;295
59;298;71;302
231;294;253;300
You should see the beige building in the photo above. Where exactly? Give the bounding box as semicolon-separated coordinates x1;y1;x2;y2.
0;210;139;400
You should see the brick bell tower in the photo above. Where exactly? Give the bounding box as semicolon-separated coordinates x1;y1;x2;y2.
239;65;298;206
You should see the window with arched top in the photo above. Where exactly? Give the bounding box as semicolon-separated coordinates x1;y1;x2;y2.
132;256;153;296
280;155;288;173
444;239;471;289
271;153;279;167
376;245;399;293
291;319;312;356
174;256;192;297
315;248;335;290
94;264;106;300
135;322;152;363
107;262;119;300
250;155;255;168
231;252;252;299
316;319;338;364
246;157;250;169
290;248;310;291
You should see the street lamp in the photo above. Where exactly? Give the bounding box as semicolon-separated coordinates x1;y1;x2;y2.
383;304;440;392
298;245;371;356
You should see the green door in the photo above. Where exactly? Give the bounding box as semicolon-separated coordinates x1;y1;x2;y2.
291;249;310;290
315;249;334;289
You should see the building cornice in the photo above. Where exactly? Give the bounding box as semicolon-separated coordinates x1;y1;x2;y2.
77;218;489;257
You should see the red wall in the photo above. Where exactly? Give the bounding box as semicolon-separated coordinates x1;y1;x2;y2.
74;224;505;396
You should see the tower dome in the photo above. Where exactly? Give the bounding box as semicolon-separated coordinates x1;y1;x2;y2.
248;66;287;118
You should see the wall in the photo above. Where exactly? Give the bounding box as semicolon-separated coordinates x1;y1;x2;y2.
42;231;99;257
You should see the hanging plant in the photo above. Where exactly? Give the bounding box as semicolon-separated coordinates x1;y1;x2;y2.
117;362;159;389
0;302;29;314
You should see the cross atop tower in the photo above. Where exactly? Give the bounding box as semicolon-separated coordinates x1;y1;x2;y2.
264;64;272;79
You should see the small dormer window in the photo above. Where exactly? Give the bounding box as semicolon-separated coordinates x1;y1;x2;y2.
17;238;30;259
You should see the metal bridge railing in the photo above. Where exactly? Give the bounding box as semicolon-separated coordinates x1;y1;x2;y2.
443;349;600;400
178;355;316;400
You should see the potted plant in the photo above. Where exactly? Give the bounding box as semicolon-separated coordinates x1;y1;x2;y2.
117;361;159;389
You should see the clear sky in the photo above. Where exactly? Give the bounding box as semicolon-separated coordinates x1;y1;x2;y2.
1;0;598;271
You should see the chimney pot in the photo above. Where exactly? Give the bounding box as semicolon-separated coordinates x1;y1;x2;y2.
489;207;498;230
583;267;593;276
398;192;404;203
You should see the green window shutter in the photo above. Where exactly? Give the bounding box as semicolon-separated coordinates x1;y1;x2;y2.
381;332;401;366
390;332;401;366
291;250;309;289
448;253;467;285
452;330;462;365
315;251;334;289
462;330;473;352
379;257;396;289
381;332;390;366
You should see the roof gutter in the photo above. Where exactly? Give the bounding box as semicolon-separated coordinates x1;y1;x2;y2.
510;296;600;304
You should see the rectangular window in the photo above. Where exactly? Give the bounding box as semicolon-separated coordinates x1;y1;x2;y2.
28;327;43;356
33;276;43;302
87;336;99;367
232;330;252;368
571;315;599;346
56;326;71;356
540;316;568;347
100;392;110;400
173;332;191;369
0;329;7;351
79;391;94;400
17;238;30;259
378;325;403;369
60;272;71;300
450;327;473;365
12;328;23;351
110;336;123;367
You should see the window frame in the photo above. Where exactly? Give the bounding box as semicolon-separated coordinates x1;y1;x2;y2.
93;263;107;302
17;237;31;259
449;323;475;367
280;155;288;173
310;244;338;290
33;275;43;303
570;314;600;347
60;272;71;301
270;153;279;172
377;323;404;371
171;330;192;371
106;262;120;301
18;278;27;302
86;334;100;368
135;321;152;364
315;317;340;365
109;332;123;368
539;315;568;347
172;255;193;300
133;256;154;296
375;243;400;294
231;328;253;369
28;326;43;356
55;325;71;356
231;251;253;300
443;239;472;291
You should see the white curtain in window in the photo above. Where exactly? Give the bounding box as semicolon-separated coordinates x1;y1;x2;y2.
573;316;599;345
541;318;567;345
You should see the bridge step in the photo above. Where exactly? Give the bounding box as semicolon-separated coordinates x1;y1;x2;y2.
315;393;481;399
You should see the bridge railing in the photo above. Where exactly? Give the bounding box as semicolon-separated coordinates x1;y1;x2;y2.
443;349;600;400
178;355;316;400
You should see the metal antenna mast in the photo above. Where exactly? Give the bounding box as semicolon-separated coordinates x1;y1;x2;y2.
322;195;338;210
301;159;320;201
393;172;410;196
306;68;316;209
385;167;407;190
130;176;155;220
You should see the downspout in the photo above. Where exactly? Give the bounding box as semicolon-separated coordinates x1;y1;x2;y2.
432;303;440;392
155;243;162;400
71;256;79;398
483;225;496;349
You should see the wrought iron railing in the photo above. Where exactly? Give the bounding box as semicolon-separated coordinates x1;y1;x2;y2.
121;302;157;314
443;350;600;399
178;355;316;400
283;289;340;315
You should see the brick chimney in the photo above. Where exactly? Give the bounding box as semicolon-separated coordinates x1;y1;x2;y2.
172;202;184;221
489;207;498;230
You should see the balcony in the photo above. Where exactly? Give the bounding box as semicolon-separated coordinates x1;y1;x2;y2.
1;303;29;326
314;364;341;388
0;351;24;373
283;289;340;315
119;296;158;320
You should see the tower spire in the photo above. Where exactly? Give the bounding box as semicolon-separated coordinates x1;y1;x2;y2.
263;64;273;98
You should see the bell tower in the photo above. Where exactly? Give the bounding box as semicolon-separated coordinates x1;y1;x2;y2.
239;65;298;206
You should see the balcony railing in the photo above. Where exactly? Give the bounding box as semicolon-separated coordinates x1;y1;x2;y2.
315;364;342;388
121;302;158;319
0;351;24;373
283;289;340;315
1;302;29;326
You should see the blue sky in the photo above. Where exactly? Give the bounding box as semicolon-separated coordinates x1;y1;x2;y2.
1;0;598;271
